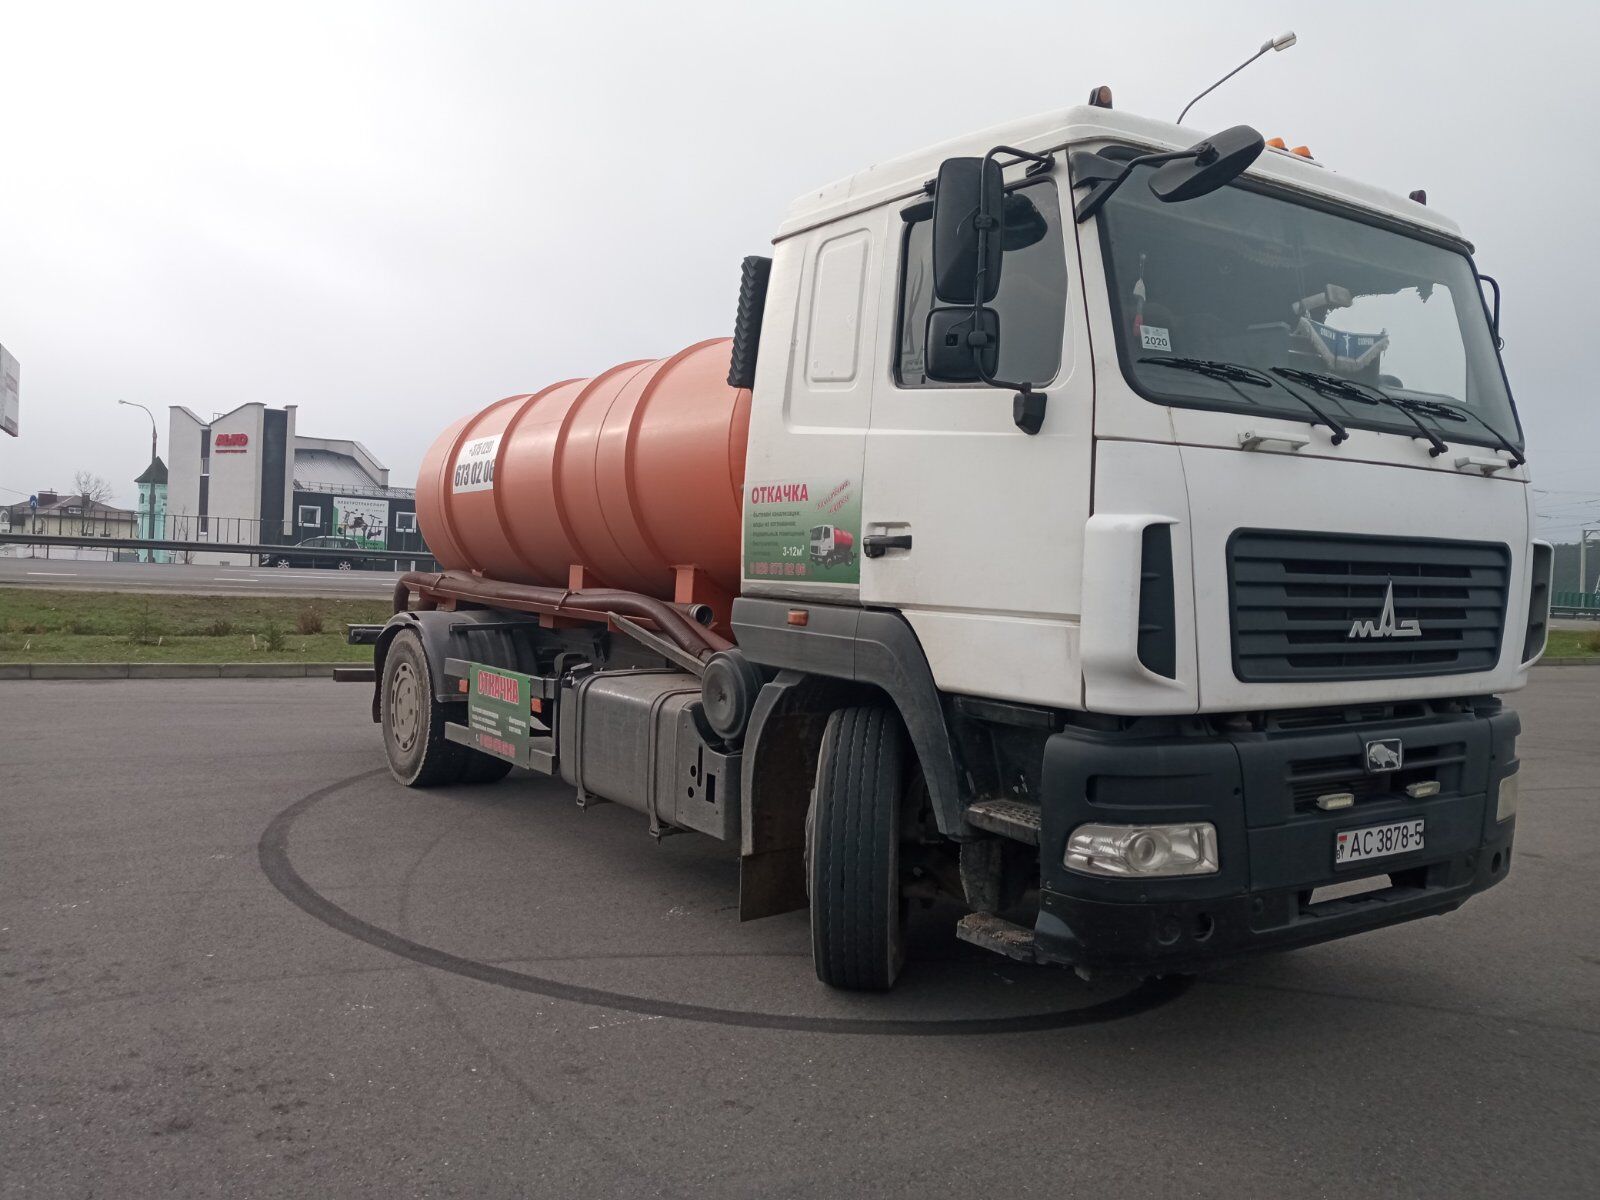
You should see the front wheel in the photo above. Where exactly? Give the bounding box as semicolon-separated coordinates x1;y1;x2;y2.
808;705;907;991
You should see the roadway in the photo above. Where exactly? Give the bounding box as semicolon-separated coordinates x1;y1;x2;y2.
0;556;398;598
0;670;1595;1198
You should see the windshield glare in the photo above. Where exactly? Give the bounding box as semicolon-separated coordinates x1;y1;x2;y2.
1097;168;1521;448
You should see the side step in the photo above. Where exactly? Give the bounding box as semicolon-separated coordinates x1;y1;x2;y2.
964;798;1042;845
955;913;1039;963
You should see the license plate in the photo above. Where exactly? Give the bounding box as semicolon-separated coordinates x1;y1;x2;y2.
1335;818;1424;865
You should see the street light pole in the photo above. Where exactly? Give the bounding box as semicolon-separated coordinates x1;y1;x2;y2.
118;399;158;467
118;400;159;563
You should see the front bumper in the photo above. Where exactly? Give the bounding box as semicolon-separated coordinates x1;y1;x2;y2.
1029;700;1520;973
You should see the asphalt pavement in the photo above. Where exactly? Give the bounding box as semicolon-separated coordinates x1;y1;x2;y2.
0;556;399;598
1;670;1596;1198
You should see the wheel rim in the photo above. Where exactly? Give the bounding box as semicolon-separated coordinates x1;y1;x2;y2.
338;561;353;570
277;560;289;568
390;661;421;753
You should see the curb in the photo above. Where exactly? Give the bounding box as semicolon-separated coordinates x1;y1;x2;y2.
0;662;360;680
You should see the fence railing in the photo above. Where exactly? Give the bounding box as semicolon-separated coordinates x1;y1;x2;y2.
293;480;416;499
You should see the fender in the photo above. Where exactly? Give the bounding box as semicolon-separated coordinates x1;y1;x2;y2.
370;608;550;721
731;597;966;836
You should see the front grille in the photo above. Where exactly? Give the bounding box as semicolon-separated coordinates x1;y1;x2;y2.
1285;742;1466;812
1230;531;1511;682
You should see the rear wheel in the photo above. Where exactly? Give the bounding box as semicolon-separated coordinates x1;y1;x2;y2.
808;705;908;991
380;630;463;786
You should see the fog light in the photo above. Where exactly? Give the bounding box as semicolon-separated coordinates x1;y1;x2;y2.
1495;773;1520;822
1404;780;1441;799
1316;792;1355;811
1065;822;1219;878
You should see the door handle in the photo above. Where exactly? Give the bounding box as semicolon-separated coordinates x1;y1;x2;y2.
863;534;913;558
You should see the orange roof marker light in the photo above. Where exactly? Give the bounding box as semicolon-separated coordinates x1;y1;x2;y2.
1290;145;1314;159
1266;136;1287;149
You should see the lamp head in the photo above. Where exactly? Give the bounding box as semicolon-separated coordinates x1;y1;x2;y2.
1263;30;1297;52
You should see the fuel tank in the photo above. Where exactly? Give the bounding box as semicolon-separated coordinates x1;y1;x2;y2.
416;338;751;599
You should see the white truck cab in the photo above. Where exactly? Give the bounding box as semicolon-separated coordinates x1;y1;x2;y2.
743;104;1539;712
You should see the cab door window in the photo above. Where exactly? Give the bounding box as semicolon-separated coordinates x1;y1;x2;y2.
895;179;1068;388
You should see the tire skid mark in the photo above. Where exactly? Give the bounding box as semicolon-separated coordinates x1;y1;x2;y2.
259;770;1192;1036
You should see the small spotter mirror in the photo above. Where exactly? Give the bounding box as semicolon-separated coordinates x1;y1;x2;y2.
1149;125;1265;204
924;307;999;382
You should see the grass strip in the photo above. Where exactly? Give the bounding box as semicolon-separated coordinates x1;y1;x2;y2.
0;588;390;663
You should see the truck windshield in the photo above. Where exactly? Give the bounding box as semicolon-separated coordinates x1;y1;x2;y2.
1095;168;1522;450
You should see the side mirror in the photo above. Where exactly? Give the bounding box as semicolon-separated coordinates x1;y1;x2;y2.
931;157;1004;305
924;307;999;382
1148;125;1265;203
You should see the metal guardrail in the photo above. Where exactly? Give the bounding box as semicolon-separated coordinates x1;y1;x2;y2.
0;531;437;567
1552;590;1600;618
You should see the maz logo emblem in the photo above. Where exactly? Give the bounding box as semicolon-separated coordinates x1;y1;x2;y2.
1365;738;1403;773
1349;581;1421;640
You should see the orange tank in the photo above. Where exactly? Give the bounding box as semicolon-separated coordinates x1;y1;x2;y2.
415;338;751;607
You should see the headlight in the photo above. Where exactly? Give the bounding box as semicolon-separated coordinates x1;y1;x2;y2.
1495;773;1520;822
1065;822;1219;878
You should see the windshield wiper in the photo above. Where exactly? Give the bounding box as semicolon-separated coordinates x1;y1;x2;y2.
1271;366;1448;458
1394;397;1526;467
1141;356;1349;444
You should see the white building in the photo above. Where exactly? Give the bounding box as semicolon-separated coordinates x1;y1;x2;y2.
165;403;424;566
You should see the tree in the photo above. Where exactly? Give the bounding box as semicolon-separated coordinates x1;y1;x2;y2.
71;471;115;535
72;471;114;505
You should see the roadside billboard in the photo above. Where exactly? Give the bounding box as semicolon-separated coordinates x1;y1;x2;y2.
0;344;18;437
333;495;388;548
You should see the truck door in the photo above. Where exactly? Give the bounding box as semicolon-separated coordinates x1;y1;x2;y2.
860;176;1094;708
741;223;879;603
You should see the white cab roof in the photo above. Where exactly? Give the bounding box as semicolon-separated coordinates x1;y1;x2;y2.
775;105;1467;249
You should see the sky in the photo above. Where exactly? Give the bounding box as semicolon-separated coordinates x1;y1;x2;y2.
0;0;1596;541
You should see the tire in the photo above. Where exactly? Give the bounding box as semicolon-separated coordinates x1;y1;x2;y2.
275;559;291;569
459;752;513;784
380;629;463;786
808;705;908;991
337;560;353;571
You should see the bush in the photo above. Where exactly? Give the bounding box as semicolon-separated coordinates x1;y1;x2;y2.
201;618;235;637
259;623;287;652
295;607;324;635
1581;630;1600;655
67;618;98;635
128;601;163;646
